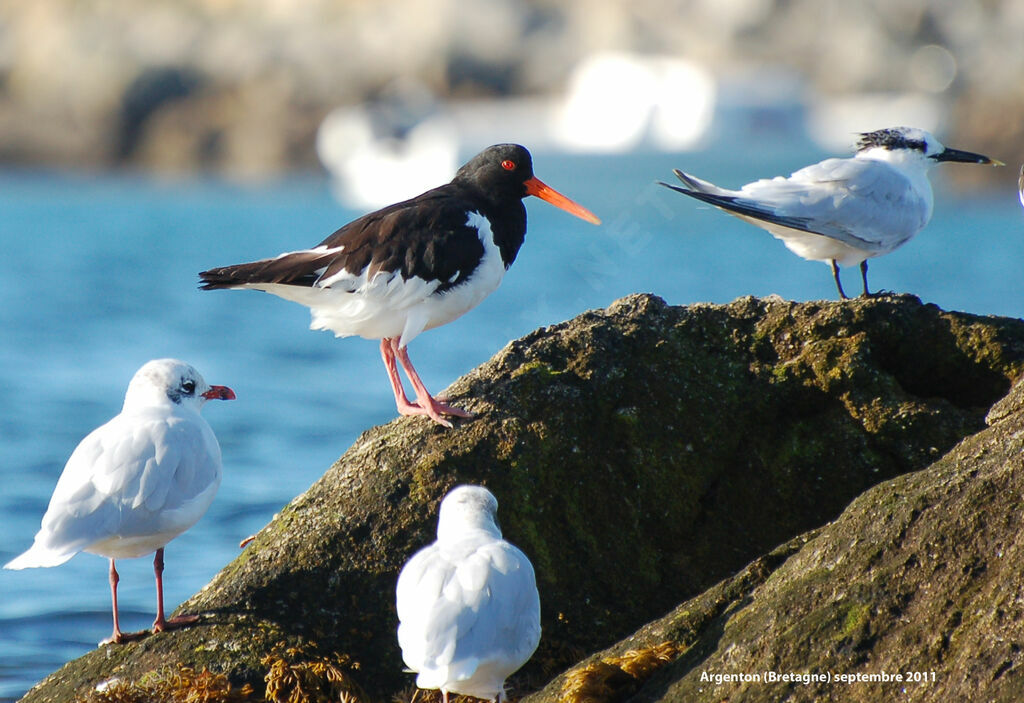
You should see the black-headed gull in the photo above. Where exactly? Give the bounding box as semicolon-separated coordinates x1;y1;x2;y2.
661;126;1001;299
396;485;541;703
4;359;235;645
199;144;599;427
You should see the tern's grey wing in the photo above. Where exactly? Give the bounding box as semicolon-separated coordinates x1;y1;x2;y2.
661;180;817;233
664;159;931;254
738;157;931;252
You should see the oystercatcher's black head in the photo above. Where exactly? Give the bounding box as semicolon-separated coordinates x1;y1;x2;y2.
455;144;601;224
455;144;535;197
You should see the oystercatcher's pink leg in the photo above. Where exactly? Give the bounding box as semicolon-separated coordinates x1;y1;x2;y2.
381;337;419;414
151;548;199;633
384;337;472;427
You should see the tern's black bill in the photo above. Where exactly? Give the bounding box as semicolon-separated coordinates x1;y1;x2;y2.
932;147;1002;165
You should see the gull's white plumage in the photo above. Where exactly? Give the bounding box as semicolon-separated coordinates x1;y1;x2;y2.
4;358;234;644
661;126;1000;299
396;485;541;703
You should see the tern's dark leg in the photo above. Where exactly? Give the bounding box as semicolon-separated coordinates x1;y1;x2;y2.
859;260;871;297
151;547;199;633
830;260;849;300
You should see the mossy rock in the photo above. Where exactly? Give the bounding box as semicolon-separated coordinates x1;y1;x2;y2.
527;370;1024;703
19;293;1024;702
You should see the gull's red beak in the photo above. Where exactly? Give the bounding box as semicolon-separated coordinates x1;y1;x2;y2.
202;385;236;401
524;177;601;225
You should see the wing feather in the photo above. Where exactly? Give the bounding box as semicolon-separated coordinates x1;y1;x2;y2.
7;413;220;566
396;535;541;695
200;186;488;295
663;159;929;253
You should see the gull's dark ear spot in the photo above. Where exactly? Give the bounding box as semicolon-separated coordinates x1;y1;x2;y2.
167;376;197;404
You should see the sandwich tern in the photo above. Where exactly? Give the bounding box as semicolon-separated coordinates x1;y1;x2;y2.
661;126;1002;299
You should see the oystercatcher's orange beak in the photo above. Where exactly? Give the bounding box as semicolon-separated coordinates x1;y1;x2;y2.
524;177;601;225
202;385;236;401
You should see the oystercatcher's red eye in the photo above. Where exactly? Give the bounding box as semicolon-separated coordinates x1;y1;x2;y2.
501;159;516;171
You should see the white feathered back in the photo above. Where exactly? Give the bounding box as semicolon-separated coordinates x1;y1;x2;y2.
396;485;541;701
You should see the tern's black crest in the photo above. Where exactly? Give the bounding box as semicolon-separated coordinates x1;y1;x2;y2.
856;128;927;154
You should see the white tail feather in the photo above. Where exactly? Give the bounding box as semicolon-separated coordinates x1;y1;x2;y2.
4;544;76;570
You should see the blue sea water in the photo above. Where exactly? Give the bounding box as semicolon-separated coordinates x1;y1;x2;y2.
1;146;1022;700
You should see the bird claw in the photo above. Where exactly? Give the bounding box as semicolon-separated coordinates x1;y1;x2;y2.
152;614;200;634
396;397;473;427
99;612;202;645
100;628;149;646
434;398;474;419
861;288;894;299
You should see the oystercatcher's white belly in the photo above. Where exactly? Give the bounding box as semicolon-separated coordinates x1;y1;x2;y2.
246;212;506;346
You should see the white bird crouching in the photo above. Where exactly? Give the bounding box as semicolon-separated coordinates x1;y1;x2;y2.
396;485;541;703
661;126;1001;299
4;359;235;645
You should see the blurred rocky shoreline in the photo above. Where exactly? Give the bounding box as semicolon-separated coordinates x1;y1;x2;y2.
2;0;1023;179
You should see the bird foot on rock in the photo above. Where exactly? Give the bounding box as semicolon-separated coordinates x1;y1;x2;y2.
100;628;150;646
396;397;473;428
152;613;200;634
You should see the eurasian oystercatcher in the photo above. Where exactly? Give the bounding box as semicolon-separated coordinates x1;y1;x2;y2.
396;485;540;703
660;126;1001;299
5;359;235;645
200;143;599;427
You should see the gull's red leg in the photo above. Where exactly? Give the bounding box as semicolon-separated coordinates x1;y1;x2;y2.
151;548;198;633
100;559;126;645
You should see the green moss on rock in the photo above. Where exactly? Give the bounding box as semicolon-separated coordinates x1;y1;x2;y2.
526;377;1024;703
20;293;1024;703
